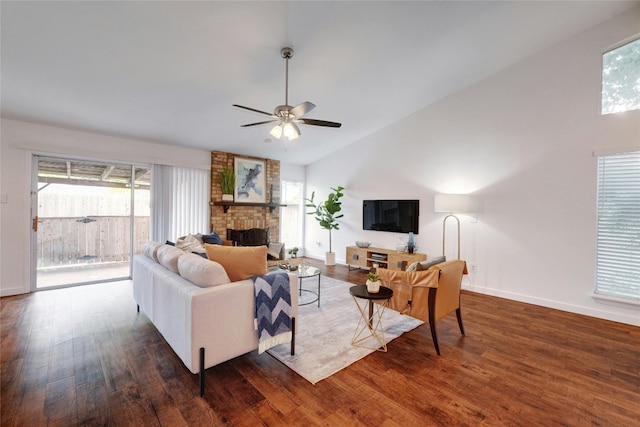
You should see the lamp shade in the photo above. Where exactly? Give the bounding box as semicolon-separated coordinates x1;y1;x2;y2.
434;194;478;213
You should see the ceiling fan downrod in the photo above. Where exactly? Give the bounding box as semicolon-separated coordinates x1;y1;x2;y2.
281;47;293;112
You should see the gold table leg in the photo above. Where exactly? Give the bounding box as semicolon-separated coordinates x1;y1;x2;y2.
351;297;389;352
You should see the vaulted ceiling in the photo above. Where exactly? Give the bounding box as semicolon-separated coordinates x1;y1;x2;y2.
1;1;636;165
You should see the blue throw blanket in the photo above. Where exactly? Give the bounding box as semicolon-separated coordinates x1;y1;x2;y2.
253;271;292;354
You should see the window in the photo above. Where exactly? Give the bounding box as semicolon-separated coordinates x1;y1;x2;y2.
595;151;640;301
602;37;640;115
280;181;304;250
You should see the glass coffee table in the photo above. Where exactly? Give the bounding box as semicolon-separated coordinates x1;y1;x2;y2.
296;265;321;307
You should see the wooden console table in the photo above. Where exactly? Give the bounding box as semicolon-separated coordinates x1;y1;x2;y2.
346;246;426;271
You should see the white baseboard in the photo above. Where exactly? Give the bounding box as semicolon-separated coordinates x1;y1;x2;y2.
1;286;29;297
462;284;640;327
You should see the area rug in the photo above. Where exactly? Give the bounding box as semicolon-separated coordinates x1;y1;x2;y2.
267;276;424;384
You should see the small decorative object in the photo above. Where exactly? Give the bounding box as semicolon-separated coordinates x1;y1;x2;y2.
407;232;416;254
355;240;371;248
219;166;235;202
396;237;406;252
288;247;299;259
305;186;345;265
278;263;298;272
366;272;380;293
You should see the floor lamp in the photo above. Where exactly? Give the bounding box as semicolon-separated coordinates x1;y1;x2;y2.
434;194;475;260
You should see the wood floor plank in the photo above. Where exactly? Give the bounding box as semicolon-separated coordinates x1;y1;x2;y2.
76;379;110;426
43;375;77;425
1;259;638;426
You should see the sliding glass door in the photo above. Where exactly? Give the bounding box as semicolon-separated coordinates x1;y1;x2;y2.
32;156;150;289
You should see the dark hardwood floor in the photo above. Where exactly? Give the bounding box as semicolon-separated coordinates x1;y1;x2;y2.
2;258;639;426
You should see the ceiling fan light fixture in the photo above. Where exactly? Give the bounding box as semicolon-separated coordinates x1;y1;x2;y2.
283;122;300;140
234;47;342;139
270;124;283;139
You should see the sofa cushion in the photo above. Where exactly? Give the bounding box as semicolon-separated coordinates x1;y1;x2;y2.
157;244;185;274
178;252;231;288
204;244;268;281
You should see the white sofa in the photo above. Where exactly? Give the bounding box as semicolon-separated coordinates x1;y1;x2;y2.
132;243;298;395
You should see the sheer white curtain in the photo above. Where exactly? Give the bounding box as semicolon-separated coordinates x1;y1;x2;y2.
151;165;210;243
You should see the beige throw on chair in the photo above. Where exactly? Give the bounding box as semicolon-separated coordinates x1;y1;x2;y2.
377;260;467;355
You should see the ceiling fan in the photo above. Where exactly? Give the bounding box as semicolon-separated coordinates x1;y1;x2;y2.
233;47;342;141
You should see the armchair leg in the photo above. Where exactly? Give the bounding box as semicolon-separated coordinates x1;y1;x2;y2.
456;308;465;335
428;288;441;356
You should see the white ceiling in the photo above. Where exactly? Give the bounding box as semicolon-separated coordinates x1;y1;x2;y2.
1;1;636;165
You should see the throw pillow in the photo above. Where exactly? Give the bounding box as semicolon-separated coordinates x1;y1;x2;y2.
178;253;231;288
176;234;206;253
201;231;222;245
157;244;185;274
415;256;447;271
204;244;268;282
268;242;284;260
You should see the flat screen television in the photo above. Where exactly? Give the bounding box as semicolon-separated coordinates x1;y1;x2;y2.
362;200;419;234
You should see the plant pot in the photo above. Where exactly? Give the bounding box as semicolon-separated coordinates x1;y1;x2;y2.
325;252;336;266
366;279;380;293
221;194;234;202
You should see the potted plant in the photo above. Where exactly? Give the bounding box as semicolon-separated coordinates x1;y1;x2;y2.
288;247;299;259
366;271;380;293
219;166;235;201
305;186;344;265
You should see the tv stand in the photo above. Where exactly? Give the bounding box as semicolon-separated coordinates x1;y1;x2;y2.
346;246;426;271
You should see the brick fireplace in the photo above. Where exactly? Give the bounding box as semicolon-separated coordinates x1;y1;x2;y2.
210;151;281;243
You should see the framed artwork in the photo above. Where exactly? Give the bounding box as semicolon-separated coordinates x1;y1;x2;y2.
234;157;266;203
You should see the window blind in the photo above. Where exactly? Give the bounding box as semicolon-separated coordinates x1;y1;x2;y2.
595;151;640;300
151;165;210;243
172;167;210;239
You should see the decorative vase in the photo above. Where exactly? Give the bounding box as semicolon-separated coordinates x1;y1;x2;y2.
325;251;336;266
407;232;415;253
221;194;234;202
366;279;380;293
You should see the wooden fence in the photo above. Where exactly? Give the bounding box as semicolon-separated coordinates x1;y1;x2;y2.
37;216;149;268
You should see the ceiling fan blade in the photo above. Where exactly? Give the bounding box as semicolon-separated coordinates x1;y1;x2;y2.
241;120;278;127
233;104;275;117
290;101;316;118
297;118;342;128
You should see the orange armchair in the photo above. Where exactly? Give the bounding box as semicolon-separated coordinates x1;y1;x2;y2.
377;259;467;355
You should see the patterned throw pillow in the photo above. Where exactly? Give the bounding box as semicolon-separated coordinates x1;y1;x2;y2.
176;234;205;253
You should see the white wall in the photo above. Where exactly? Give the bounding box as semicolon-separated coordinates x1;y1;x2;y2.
304;9;640;325
280;162;305;183
0;118;211;296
